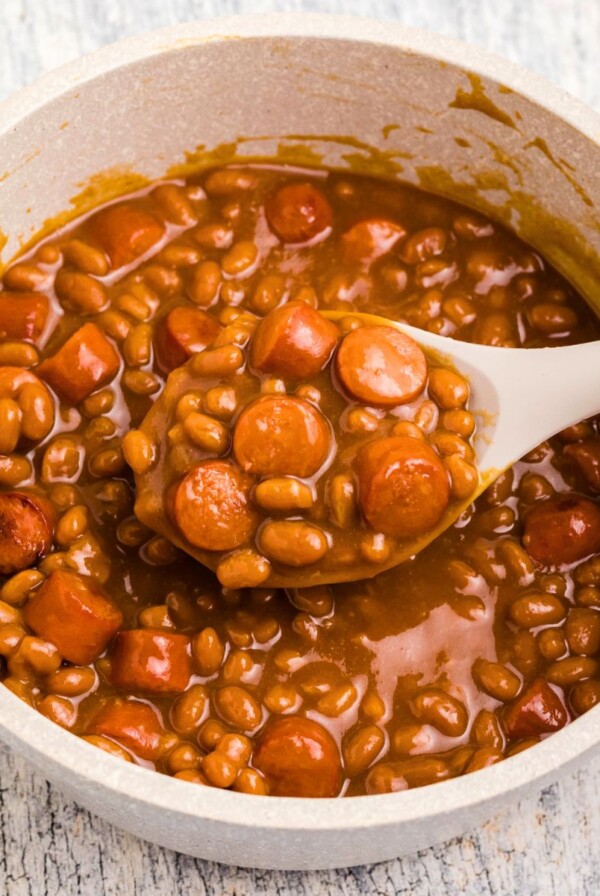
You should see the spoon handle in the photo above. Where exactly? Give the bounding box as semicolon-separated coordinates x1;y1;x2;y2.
456;339;600;475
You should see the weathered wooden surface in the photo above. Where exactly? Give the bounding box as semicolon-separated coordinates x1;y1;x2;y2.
1;1;600;893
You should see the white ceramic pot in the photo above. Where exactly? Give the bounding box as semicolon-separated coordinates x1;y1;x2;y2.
1;13;600;872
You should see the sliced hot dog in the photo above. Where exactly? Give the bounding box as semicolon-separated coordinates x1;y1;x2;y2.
336;325;427;407
23;569;123;664
38;322;120;404
233;395;330;478
87;203;165;269
89;699;164;760
171;460;257;552
154;306;221;372
110;628;191;694
265;182;333;244
0;491;55;575
0;292;49;342
355;436;450;538
251;301;339;378
253;716;342;797
522;495;600;566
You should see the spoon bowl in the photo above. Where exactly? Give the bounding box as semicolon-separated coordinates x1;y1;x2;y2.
325;309;600;562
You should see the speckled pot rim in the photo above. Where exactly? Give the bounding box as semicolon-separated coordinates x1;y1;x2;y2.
1;12;600;834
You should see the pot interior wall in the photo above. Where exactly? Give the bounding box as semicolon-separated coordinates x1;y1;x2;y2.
2;35;600;309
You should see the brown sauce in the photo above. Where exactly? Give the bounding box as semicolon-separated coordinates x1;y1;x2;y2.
0;163;598;797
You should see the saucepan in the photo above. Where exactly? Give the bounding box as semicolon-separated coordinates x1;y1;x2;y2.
1;13;600;871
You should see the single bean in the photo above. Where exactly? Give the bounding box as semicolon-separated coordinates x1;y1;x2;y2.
214;685;262;732
250;273;286;315
445;453;478;500
570;679;600;715
366;756;450;793
193;223;234;250
204;169;257;195
192;627;225;676
138;605;174;628
189;261;222;307
204;386;236;419
47;665;96;696
183;412;229;454
221;242;259;278
171;684;208;735
0;398;21;454
153;183;197;225
565;608;600;656
260;521;329;567
122;429;156;475
37;694;77;729
409;688;468;737
192;344;244;377
55;271;107;313
343;725;385;776
254;478;314;513
233;768;269;795
471;709;504;750
124;323;153;367
428;368;469;410
0;343;39;367
202;751;238;788
166;743;203;774
537;628;568;662
472;658;521;701
413;399;438;433
3;263;50;291
63;239;109;275
546;656;598;687
263;683;302;714
197;718;229;751
122;369;160;396
55;505;88;547
509;592;566;628
216;550;271;589
465;747;504;773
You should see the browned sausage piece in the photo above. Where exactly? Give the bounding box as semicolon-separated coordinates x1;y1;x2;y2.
89;699;164;760
342;218;406;265
86;204;165;269
251;301;339;379
233;395;330;478
0;292;49;342
171;460;257;552
0;492;55;575
522;495;600;566
23;569;123;664
503;678;568;739
110;629;192;694
336;326;427;407
355;436;450;538
265;182;333;244
253;716;342;797
38;323;120;404
154;307;221;372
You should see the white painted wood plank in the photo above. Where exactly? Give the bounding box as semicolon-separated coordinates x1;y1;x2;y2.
1;1;599;893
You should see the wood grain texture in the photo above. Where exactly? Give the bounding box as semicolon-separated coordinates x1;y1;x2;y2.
1;1;600;893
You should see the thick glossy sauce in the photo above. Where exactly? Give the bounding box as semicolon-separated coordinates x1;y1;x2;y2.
0;164;599;797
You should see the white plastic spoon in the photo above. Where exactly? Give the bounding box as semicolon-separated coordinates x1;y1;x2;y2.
325;309;600;562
